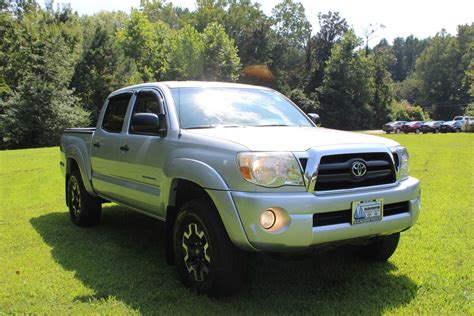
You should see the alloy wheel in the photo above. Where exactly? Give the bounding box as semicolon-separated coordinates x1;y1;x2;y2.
182;222;211;282
70;178;81;217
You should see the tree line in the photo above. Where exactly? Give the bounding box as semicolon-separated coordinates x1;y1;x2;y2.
1;0;473;149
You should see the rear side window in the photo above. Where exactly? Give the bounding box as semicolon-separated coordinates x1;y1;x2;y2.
102;94;131;133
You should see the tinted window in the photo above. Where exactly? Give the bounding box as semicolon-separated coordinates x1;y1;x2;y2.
129;91;162;134
170;87;312;128
132;91;161;115
102;94;131;133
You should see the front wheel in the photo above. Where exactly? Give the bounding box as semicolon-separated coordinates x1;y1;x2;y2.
173;199;247;297
359;233;400;262
67;170;101;226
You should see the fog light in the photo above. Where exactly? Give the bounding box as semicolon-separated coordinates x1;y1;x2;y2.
259;209;276;229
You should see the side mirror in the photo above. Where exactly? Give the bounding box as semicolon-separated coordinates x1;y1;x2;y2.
308;113;321;127
131;113;166;136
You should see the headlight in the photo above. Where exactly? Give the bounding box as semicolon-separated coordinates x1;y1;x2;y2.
237;152;304;187
390;145;409;180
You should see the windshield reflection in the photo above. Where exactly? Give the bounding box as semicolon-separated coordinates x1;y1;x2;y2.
171;87;312;129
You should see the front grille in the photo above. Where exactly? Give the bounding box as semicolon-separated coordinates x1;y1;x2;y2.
313;201;410;227
315;152;396;191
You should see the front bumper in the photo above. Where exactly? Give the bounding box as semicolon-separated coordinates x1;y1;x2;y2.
229;177;420;252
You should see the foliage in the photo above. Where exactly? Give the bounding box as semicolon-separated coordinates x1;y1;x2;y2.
271;0;311;49
464;103;474;116
1;1;472;148
390;35;429;82
118;10;171;82
306;11;349;93
1;4;89;149
201;22;240;81
391;100;429;121
288;89;318;113
167;25;204;80
414;26;473;119
372;51;394;126
318;31;376;130
71;13;141;122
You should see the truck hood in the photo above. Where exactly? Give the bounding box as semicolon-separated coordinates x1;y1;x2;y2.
186;127;399;151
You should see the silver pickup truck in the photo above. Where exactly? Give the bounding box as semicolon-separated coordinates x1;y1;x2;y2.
60;81;421;296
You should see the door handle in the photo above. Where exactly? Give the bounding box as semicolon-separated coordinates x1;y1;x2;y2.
93;142;101;148
120;145;129;152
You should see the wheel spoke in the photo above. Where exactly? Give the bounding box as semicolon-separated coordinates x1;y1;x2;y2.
182;222;211;282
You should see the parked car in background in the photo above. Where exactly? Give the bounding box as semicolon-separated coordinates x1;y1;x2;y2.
420;121;444;133
453;116;474;121
440;120;464;133
383;121;406;134
402;121;424;134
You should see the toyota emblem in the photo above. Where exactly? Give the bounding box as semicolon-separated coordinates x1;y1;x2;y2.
351;161;367;177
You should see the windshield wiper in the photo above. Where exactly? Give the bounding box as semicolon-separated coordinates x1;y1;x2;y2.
185;124;241;129
252;124;294;127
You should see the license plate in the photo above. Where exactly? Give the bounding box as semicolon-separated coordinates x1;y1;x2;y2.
352;199;383;225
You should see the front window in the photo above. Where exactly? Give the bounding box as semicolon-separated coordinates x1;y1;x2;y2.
170;87;312;129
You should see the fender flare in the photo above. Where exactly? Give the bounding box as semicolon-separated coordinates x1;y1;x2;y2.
163;158;255;251
64;144;97;197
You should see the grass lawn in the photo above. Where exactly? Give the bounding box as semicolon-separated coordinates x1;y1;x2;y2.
1;133;473;314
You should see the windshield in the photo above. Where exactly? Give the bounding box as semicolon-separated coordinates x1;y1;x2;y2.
170;87;312;129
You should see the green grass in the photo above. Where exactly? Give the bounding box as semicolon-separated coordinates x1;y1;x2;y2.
1;134;473;314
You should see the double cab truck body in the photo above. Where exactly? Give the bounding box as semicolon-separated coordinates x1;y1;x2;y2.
60;81;421;296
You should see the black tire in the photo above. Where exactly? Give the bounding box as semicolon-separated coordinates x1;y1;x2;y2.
359;233;400;262
173;198;247;297
385;131;390;134
67;169;101;227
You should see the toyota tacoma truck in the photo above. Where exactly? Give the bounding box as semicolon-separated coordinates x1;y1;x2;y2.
60;81;421;296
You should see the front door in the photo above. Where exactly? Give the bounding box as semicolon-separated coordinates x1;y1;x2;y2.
114;89;168;217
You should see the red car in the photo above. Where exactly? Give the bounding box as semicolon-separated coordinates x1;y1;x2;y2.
402;121;424;134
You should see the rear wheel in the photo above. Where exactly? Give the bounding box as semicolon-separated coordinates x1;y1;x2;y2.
359;233;400;262
67;170;101;226
173;199;247;297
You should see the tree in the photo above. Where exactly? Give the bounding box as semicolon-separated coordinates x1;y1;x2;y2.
306;11;348;93
201;22;240;81
318;31;376;130
415;26;473;119
372;51;394;126
71;18;141;122
140;0;191;29
289;89;318;113
1;9;89;148
119;10;171;82
390;35;429;82
167;25;204;80
271;0;311;49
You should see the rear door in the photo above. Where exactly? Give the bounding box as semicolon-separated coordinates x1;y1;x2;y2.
91;92;133;201
113;89;168;217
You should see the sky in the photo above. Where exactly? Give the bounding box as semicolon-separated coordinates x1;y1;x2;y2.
52;0;473;44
